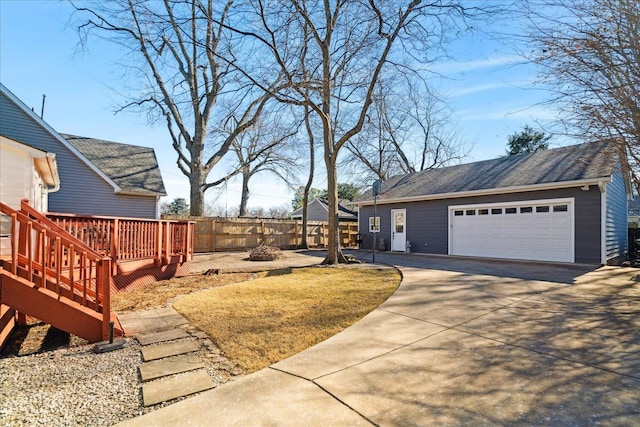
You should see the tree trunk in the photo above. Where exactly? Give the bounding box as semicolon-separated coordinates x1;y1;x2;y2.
300;110;315;249
238;166;250;217
321;159;347;265
300;188;310;249
189;169;205;216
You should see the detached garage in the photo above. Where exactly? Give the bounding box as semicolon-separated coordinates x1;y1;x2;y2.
355;141;630;265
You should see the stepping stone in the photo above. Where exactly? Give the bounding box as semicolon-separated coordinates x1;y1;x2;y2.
137;328;189;346
142;369;214;406
139;354;205;382
141;340;199;362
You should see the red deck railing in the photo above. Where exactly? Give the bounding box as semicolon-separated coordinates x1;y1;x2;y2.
0;200;113;340
46;212;194;274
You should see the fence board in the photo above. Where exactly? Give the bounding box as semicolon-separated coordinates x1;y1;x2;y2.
173;217;359;253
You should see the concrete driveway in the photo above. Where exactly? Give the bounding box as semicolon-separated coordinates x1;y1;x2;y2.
118;253;640;426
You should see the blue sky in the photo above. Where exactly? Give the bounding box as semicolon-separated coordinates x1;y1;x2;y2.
0;1;562;211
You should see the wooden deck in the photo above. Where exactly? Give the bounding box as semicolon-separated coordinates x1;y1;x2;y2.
46;212;194;276
0;199;195;349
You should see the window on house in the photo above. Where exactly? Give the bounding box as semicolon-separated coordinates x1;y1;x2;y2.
536;206;550;213
454;210;463;216
491;208;503;214
505;207;517;214
466;209;476;215
520;206;533;213
478;209;489;215
553;204;568;212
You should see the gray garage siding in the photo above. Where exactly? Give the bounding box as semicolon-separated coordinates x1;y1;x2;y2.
0;90;158;218
359;187;602;264
605;168;628;263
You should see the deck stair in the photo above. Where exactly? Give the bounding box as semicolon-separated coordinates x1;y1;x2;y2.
0;200;121;347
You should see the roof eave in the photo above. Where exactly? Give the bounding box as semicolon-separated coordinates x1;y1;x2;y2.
115;189;167;197
0;84;122;193
352;177;612;206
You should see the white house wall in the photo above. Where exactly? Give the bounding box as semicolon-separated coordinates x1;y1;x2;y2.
0;141;49;257
0;141;33;209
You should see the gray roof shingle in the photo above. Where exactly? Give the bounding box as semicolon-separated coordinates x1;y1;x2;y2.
60;134;167;196
291;197;358;221
358;141;618;203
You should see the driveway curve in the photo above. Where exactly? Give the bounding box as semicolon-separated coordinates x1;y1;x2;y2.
118;252;640;426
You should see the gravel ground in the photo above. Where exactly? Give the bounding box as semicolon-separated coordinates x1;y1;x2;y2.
0;252;321;426
0;324;240;427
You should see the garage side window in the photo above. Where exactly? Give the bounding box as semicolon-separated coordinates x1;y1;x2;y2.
466;209;476;215
520;207;533;213
536;206;550;213
478;209;489;215
553;204;568;212
505;208;517;214
491;208;502;214
454;210;463;216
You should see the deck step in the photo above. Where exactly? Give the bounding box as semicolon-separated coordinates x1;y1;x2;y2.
141;340;199;362
137;328;189;346
142;369;214;406
139;354;204;382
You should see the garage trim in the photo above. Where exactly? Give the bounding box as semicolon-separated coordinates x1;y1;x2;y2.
448;197;575;263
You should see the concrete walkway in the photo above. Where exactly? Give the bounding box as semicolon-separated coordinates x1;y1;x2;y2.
116;252;640;426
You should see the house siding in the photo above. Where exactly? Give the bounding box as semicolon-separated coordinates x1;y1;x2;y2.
605;167;628;263
291;199;328;221
0;142;32;210
0;90;158;218
359;187;602;264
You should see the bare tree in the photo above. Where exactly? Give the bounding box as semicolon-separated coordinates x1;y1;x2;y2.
224;0;490;264
342;77;469;183
527;0;640;188
298;105;318;249
228;112;300;216
72;0;274;215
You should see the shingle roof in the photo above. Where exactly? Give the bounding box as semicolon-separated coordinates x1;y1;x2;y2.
60;134;166;196
357;141;618;203
291;197;358;220
318;198;358;220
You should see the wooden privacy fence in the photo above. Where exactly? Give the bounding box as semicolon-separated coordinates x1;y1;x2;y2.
177;217;359;253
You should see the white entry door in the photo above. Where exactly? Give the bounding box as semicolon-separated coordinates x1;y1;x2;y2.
391;209;406;251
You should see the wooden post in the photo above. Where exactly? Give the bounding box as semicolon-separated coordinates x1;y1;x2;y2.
211;219;216;252
156;221;163;266
10;213;17;274
164;221;171;264
99;258;112;341
111;219;119;276
188;221;195;261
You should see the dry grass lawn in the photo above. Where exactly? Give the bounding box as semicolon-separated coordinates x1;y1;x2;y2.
173;266;400;373
111;272;255;312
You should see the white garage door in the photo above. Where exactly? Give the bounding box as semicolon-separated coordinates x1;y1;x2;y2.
449;198;574;263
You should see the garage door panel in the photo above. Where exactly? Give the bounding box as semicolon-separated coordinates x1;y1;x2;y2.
450;200;574;263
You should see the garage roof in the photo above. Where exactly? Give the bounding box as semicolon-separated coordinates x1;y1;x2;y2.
356;141;620;204
60;134;166;196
